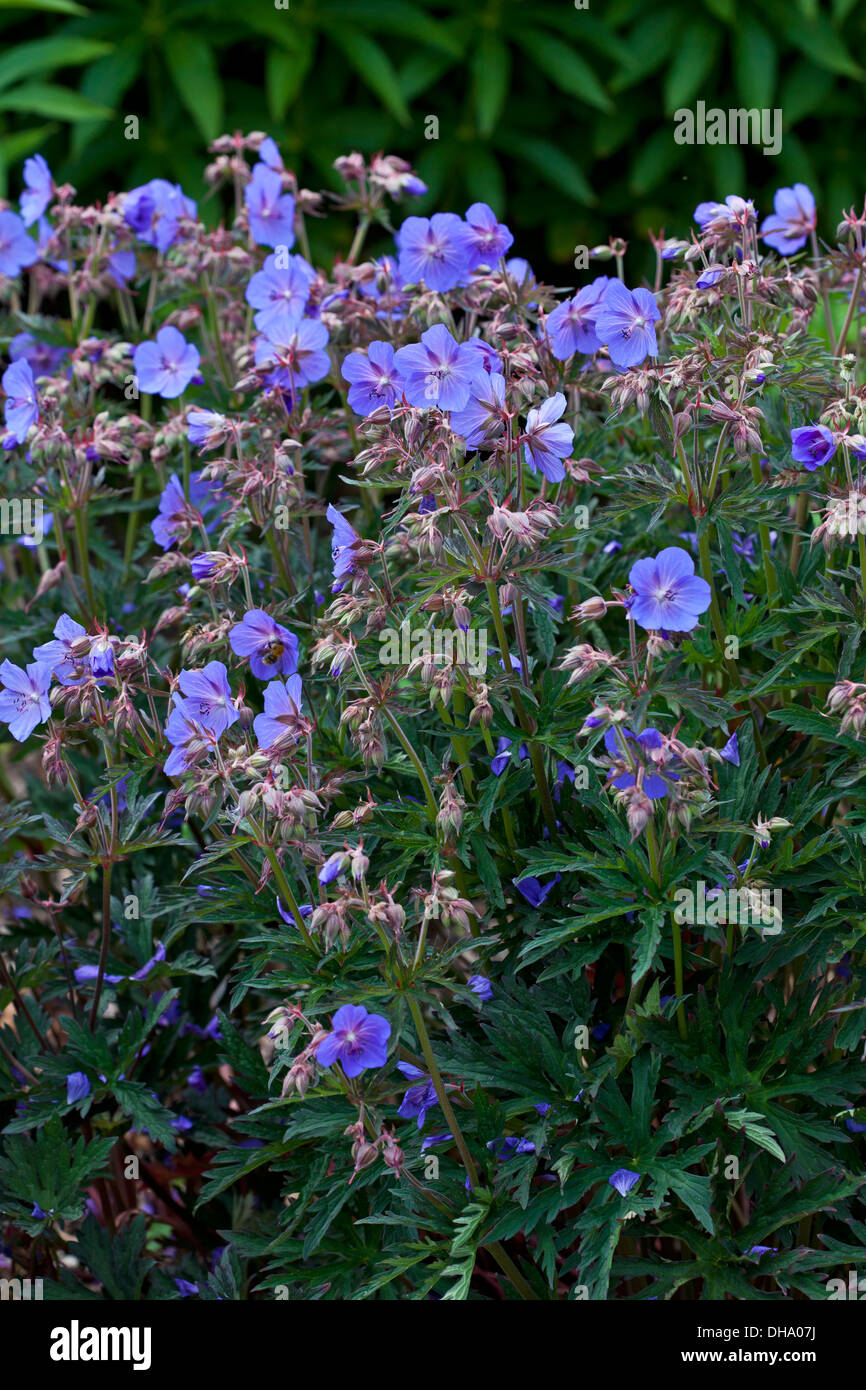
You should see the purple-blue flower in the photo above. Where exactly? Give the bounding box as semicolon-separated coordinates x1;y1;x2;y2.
9;331;67;377
396;1061;439;1128
0;210;38;277
694;196;756;231
187;408;227;452
449;371;506;447
491;737;528;776
245;252;315;335
609;1168;641;1196
2;358;39;443
123;179;196;253
0;660;52;741
488;1136;536;1160
395;213;472;292
316;1003;391;1078
546;277;609;359
151;471;220;550
229;609;299;680
720;732;740;766
463;202;513;269
244;164;295;247
254;318;330;389
341;340;404;416
604;726;678;800
133;325;200;398
523;393;574;482
595;281;660;369
761;184;815;255
513;874;561;907
790;424;836;471
394;324;477;411
253;675;304;750
327;503;360;590
66;1071;91;1105
628;547;711;632
178;662;238;736
468;975;493;1001
33;613;89;686
20;154;54;228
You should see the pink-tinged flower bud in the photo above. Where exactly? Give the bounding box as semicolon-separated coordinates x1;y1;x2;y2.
573;596;607;622
626;791;652;840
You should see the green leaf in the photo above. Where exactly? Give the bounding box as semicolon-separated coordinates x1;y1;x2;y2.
632;906;663;985
328;28;410;126
0;37;112;93
663;22;720;111
163;32;223;142
0;83;112;119
265;33;314;121
629;126;685;196
0;0;87;12
734;17;777;108
515;29;612;112
472;32;510;137
782;15;863;78
504;135;595;205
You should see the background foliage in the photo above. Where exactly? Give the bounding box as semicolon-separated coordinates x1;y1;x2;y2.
1;0;865;274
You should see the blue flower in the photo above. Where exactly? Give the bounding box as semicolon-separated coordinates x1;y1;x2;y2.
0;660;52;741
608;1168;641;1196
133;325;200;398
449;371;506;447
546;277;609;359
253;676;304;751
468;975;493;1001
150;471;219;550
595;281;660;369
123;179;196;252
790;424;835;471
720;732;740;766
245;252;315;335
628;547;711;632
463;202;513;269
396;1062;439;1128
187;408;227;452
0;210;38;277
177;662;238;736
513;874;561;907
20;154;53;227
66;1071;91;1105
761;184;815;255
490;736;528;776
487;1136;536;1160
244;164;296;247
254;317;330;389
523;393;574;482
603;726;680;800
316;1004;391;1078
326;503;360;590
341;340;404;416
318;851;347;884
229;609;299;680
394;324;478;412
2;358;39;444
395;213;472;292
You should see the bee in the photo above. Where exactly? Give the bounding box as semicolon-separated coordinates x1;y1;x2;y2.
261;639;286;666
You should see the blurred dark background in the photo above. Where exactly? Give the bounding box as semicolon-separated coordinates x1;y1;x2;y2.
1;0;864;279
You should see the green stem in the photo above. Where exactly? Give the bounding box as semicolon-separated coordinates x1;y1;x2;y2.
484;580;557;835
264;846;316;952
406;994;539;1301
